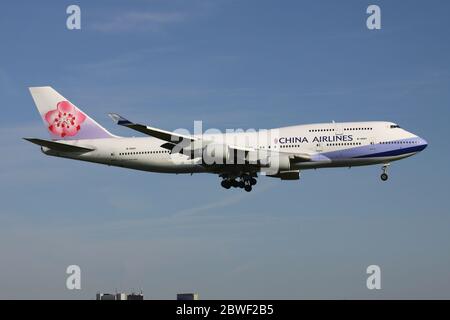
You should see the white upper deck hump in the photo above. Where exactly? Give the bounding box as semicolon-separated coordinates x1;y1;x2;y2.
276;121;392;132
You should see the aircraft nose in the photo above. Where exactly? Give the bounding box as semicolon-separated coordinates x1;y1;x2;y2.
417;137;428;151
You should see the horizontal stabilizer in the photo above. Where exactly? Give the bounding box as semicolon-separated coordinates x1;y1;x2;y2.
24;138;94;153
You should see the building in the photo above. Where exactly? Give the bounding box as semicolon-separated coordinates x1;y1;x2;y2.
177;293;199;300
96;293;116;300
116;293;127;300
127;292;144;300
96;292;144;300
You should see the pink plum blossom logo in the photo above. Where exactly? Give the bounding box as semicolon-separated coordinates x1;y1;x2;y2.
45;101;86;138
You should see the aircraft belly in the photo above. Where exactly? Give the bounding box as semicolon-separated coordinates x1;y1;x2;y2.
117;158;205;173
296;153;416;170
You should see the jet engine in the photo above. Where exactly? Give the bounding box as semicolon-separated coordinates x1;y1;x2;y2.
203;143;231;165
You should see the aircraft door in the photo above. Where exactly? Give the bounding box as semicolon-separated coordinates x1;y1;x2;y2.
315;142;323;153
334;123;344;135
369;137;377;152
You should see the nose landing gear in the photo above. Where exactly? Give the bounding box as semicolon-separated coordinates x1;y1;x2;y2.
380;164;389;181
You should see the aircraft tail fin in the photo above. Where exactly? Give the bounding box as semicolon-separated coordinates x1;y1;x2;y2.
29;86;115;140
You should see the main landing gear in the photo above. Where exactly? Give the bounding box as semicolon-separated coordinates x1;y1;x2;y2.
380;164;389;181
221;175;257;192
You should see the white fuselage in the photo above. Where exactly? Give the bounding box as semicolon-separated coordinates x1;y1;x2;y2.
42;121;427;175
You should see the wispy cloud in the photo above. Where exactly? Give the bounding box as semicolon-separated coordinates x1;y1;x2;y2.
171;181;276;219
92;11;187;33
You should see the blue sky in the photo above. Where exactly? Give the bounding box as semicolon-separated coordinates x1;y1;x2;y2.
0;0;449;299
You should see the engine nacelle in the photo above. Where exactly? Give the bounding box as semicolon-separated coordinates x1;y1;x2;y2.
261;153;293;176
267;170;300;180
270;153;292;172
203;143;231;165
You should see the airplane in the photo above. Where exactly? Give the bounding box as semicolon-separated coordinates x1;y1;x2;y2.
25;86;427;192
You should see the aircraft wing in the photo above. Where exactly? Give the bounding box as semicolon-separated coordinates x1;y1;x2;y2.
109;113;198;143
288;153;312;163
108;113;312;165
221;145;312;167
229;144;311;161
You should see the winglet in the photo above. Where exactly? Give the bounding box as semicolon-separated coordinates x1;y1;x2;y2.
108;113;133;126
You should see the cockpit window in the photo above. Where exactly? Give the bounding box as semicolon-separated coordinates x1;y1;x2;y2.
390;124;401;128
